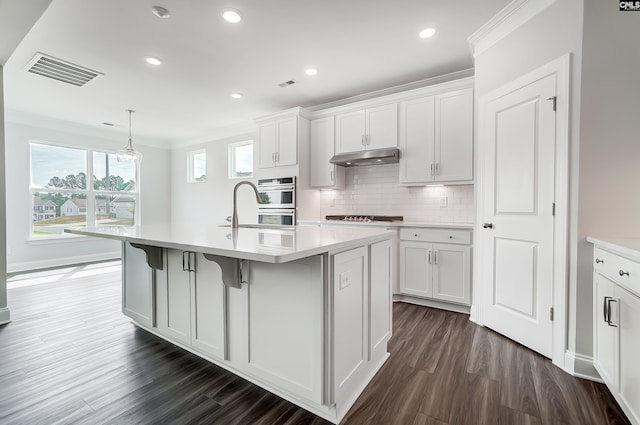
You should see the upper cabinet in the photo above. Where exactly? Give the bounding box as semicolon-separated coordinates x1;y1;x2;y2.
399;85;473;185
310;116;345;189
335;104;398;154
257;109;309;169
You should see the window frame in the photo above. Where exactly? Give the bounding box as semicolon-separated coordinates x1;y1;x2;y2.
29;140;141;240
187;148;207;183
228;140;254;179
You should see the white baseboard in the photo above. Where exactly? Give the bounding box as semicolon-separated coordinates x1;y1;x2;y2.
393;294;471;315
564;350;602;382
0;307;11;325
7;251;121;273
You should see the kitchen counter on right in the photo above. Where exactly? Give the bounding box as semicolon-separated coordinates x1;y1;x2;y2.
298;219;473;230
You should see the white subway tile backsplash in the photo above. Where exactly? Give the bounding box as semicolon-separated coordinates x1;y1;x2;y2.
319;164;475;222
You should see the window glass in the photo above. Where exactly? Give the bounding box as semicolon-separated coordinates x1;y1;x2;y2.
93;152;137;191
30;143;87;189
229;141;253;179
29;142;140;238
188;149;207;182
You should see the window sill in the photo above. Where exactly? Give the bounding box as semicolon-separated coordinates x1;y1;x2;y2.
27;233;97;245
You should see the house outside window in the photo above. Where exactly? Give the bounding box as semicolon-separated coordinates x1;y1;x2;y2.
30;142;139;238
228;140;253;179
187;149;207;182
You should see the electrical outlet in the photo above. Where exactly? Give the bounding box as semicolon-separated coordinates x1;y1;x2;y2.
440;197;448;208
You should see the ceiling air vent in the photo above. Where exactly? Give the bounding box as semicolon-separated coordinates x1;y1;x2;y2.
277;79;296;88
25;52;103;87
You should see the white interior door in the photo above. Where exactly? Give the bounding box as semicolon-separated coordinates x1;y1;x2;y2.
479;73;556;358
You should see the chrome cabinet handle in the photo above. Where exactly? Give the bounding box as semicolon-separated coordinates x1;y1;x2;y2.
430;163;434;176
482;223;493;229
428;251;431;264
607;298;618;327
361;135;365;146
595;258;604;264
619;269;630;277
435;162;439;175
434;251;437;265
603;296;609;323
365;134;369;145
330;170;334;182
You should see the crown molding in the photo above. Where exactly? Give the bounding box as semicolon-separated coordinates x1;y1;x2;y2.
467;0;556;58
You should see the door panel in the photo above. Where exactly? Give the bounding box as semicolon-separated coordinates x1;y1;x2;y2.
366;104;398;150
480;73;556;358
432;243;471;305
370;240;392;357
435;89;473;181
336;110;365;154
276;116;297;166
494;238;537;318
192;253;226;360
258;122;276;168
161;250;192;345
495;100;537;214
399;242;432;298
399;96;435;183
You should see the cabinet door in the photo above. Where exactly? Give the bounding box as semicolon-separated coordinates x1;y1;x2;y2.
333;246;368;404
157;250;192;345
258;122;276;169
435;88;473;182
245;256;324;404
335;110;365;154
191;253;226;360
432;243;471;305
122;242;155;328
399;241;433;298
366;104;398;150
370;239;393;359
618;286;640;423
593;273;618;389
310;117;337;187
399;97;435;184
276;116;297;166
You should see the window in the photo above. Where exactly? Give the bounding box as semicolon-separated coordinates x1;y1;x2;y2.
228;140;253;179
188;149;207;182
30;142;139;238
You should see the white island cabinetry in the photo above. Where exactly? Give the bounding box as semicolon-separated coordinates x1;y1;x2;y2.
86;225;396;425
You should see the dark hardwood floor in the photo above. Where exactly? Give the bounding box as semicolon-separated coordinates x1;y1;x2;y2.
0;261;630;425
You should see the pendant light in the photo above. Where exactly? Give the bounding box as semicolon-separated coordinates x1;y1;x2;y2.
117;109;143;163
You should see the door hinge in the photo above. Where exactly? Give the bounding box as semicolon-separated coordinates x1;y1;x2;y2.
552;202;556;216
547;96;557;111
550;307;554;321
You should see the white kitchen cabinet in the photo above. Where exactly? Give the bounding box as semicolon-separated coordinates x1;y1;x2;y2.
335;104;397;154
370;239;393;360
399;228;472;306
257;111;308;169
310;116;345;189
399;87;473;185
333;246;368;404
591;242;640;425
156;249;226;359
122;242;155;328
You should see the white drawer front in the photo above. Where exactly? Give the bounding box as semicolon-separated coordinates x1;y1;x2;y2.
594;247;640;297
400;228;471;245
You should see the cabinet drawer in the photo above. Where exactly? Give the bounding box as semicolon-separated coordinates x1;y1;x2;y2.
594;247;640;297
400;228;471;244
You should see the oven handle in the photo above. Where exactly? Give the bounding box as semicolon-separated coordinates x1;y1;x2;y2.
258;209;295;216
258;186;295;192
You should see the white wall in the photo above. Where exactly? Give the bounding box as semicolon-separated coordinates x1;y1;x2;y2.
320;164;474;223
172;133;261;226
576;0;640;351
473;0;585;365
0;66;8;323
5;116;171;272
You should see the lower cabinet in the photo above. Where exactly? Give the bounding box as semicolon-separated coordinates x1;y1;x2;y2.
122;242;155;328
592;244;640;425
399;228;472;306
156;249;226;360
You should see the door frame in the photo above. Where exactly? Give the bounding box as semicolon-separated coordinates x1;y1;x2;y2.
472;54;571;369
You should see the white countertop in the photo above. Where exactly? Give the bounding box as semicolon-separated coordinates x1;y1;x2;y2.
298;220;474;230
586;236;640;261
65;224;396;263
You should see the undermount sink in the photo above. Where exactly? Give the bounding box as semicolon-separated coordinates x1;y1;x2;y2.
218;224;296;230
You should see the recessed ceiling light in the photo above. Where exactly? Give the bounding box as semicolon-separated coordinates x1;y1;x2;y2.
419;28;436;39
305;68;318;76
346;162;352;165
145;56;162;66
231;92;244;99
151;6;171;18
222;9;241;23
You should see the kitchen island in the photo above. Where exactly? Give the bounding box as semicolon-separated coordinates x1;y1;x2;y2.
65;224;396;424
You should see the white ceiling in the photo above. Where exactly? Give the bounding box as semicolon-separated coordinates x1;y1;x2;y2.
3;0;510;146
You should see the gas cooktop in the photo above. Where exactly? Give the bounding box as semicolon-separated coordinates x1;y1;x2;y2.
325;215;404;223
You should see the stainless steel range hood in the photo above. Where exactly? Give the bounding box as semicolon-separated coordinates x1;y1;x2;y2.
330;148;400;167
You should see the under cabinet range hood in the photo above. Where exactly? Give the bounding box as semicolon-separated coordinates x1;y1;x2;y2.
330;148;400;167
